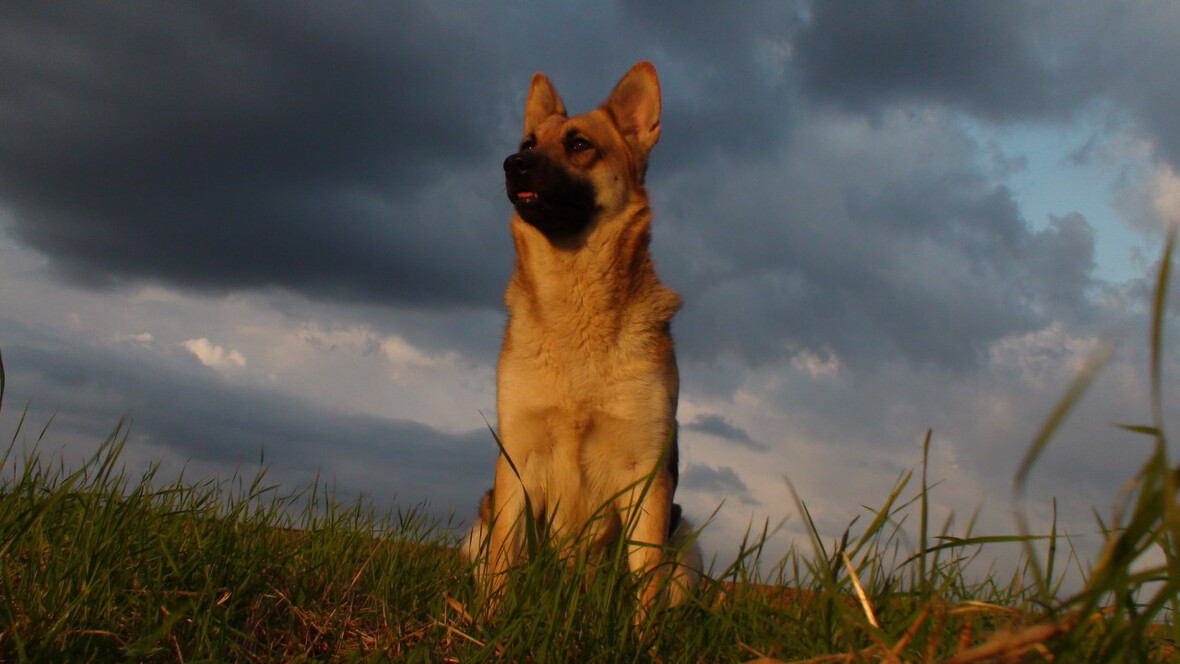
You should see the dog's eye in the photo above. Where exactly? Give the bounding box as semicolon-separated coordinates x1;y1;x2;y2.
568;137;593;153
520;137;536;151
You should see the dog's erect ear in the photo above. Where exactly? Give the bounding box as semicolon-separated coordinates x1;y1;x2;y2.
603;61;661;155
524;72;567;135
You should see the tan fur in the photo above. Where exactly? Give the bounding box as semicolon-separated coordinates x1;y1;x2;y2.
465;62;698;616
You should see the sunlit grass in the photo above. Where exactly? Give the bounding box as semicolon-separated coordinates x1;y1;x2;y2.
1;233;1178;662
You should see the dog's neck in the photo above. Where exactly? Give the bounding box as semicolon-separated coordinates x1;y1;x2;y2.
506;203;681;331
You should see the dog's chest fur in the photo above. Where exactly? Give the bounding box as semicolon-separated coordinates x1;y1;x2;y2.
496;210;680;530
500;214;679;398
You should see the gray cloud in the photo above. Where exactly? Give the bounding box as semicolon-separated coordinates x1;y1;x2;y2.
1111;5;1180;166
794;1;1099;122
681;464;759;506
662;118;1099;375
795;1;1180;169
1;330;496;515
684;414;766;451
0;2;512;306
0;2;805;312
0;2;1139;379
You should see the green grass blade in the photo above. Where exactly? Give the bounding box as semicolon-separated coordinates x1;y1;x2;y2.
1149;226;1176;433
919;429;931;599
1014;339;1118;497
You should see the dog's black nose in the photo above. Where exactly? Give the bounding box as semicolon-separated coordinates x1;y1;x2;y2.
503;152;537;175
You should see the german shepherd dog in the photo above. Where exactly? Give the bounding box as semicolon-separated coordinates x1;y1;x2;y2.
463;61;698;616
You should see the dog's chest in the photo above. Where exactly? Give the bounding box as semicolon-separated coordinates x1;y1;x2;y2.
499;250;678;410
501;316;640;407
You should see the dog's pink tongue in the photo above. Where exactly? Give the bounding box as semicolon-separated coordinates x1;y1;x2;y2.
517;191;537;201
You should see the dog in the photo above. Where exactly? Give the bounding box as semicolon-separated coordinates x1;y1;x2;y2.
462;61;699;617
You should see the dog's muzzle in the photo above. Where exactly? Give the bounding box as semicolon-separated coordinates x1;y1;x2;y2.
504;152;540;206
503;150;597;240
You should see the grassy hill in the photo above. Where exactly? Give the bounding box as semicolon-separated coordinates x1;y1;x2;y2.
1;421;1176;663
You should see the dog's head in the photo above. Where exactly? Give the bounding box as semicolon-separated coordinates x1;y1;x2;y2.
504;62;661;243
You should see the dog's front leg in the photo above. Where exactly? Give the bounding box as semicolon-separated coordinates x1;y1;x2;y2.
621;469;674;621
483;453;532;605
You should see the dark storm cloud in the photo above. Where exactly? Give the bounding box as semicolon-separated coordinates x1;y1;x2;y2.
795;1;1098;122
795;1;1180;169
1024;214;1097;315
1;331;495;513
0;0;1169;378
618;1;801;164
684;413;766;451
1107;4;1180;167
663;131;1100;373
0;1;804;310
0;1;512;305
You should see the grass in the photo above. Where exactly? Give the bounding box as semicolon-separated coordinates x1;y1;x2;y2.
1;235;1179;662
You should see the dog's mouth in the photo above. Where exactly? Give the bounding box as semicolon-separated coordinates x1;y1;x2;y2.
508;186;594;221
511;190;539;205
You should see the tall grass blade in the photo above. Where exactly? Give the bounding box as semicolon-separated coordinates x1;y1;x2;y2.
919;429;931;600
0;344;5;415
1013;339;1117;498
1149;227;1176;434
1012;338;1116;603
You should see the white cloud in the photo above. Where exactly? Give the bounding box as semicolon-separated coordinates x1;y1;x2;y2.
281;322;438;370
115;332;154;347
1110;135;1179;235
380;335;435;368
790;347;841;378
239;318;493;430
988;321;1101;390
1151;164;1180;227
182;337;246;369
294;323;382;355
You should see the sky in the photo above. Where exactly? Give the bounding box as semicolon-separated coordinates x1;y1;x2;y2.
3;1;1180;583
